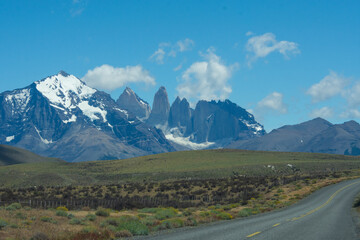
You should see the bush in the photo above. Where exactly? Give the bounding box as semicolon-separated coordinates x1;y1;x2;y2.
216;212;232;220
238;208;253;217
0;219;8;230
96;208;110;217
138;208;159;213
86;214;96;221
117;220;149;236
140;215;159;226
56;206;68;212
69;218;85;225
155;208;177;220
102;216;148;236
56;210;68;217
160;218;184;229
15;212;27;219
5;203;22;211
40;216;52;222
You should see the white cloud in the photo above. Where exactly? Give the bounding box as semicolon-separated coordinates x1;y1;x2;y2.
177;48;236;102
177;38;195;52
173;63;183;71
306;71;348;103
82;64;155;91
257;92;287;114
345;81;360;107
340;109;360;118
309;107;334;119
149;48;166;64
245;31;254;36
246;32;299;65
150;38;194;64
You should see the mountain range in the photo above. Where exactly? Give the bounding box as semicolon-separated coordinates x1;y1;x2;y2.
1;71;359;162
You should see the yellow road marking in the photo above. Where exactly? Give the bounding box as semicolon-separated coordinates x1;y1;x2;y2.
247;231;261;237
273;223;280;227
291;180;360;221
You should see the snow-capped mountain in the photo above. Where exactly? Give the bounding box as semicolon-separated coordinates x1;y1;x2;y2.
0;71;174;162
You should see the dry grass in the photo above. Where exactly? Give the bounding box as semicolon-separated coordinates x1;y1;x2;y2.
0;174;356;240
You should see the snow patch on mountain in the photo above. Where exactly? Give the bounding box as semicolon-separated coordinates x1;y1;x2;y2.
34;126;53;144
5;89;31;113
242;120;264;134
63;115;77;124
165;133;215;150
78;101;107;122
6;136;15;142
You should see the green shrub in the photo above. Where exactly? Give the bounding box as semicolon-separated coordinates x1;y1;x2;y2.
216;212;232;220
56;210;68;217
69;218;84;225
155;208;177;220
140;215;158;226
238;208;253;217
138;208;158;213
40;216;52;222
102;216;149;236
9;223;19;228
199;211;211;217
81;226;97;233
67;213;75;219
86;214;96;221
6;203;22;211
182;209;192;216
160;218;184;229
117;220;148;236
96;208;110;217
0;219;8;230
15;212;27;219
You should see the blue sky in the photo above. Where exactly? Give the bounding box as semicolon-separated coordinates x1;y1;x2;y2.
0;0;359;131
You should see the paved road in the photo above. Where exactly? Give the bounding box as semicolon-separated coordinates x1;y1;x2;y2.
141;178;360;240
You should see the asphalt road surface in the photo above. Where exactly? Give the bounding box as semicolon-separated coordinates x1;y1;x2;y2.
141;178;360;240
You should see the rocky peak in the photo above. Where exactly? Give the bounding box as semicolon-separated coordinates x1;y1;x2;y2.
168;96;192;131
189;99;265;143
147;86;170;126
116;87;151;119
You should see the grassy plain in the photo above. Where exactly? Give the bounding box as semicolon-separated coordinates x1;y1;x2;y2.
0;149;360;188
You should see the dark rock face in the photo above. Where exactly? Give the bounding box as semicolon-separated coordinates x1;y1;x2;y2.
0;72;174;162
116;87;151;119
147;86;170;126
168;97;192;132
187;100;265;143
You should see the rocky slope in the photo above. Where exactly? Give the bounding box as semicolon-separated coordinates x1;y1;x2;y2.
228;118;360;156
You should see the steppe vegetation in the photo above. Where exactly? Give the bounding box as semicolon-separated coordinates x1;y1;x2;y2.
1;149;360;239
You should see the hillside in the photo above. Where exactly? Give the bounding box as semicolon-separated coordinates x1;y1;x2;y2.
0;149;359;188
0;144;61;166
